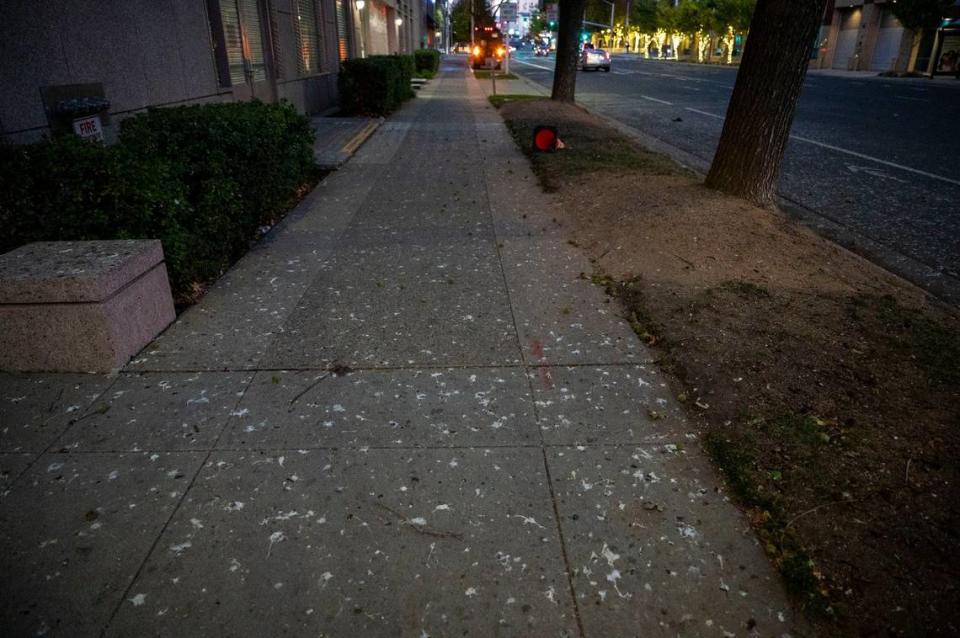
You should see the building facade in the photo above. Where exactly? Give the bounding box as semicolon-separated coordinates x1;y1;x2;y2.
0;0;427;145
814;0;960;74
348;0;426;57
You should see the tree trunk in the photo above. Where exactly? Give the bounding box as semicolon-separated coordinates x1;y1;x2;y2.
705;0;829;207
552;0;587;102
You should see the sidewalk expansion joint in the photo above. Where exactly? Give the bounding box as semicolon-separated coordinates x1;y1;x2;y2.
98;372;258;637
41;442;671;455
3;375;123;495
122;360;654;374
471;75;587;635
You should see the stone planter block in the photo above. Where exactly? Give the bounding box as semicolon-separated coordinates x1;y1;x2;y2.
0;240;175;372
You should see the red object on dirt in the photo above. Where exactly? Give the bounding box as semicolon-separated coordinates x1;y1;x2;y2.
533;126;559;152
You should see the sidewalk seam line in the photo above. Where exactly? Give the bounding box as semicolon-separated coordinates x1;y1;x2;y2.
3;374;122;495
123;360;654;374
98;372;257;636
474;73;587;636
42;441;670;455
539;446;586;637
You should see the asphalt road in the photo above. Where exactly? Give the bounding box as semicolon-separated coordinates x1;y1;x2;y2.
510;51;960;299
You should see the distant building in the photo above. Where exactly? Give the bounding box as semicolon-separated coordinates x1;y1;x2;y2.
0;0;428;144
814;0;960;74
515;0;540;38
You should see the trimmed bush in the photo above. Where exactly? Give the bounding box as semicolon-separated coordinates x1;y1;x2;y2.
0;136;193;284
414;49;441;74
338;55;415;115
120;100;314;288
0;100;314;298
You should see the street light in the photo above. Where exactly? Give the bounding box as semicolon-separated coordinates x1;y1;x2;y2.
356;0;364;9
395;17;403;26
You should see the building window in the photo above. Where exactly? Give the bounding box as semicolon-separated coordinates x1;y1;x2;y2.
296;0;322;74
335;0;350;61
213;0;268;86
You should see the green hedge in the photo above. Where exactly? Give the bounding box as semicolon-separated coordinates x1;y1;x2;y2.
338;55;415;115
0;101;314;298
414;49;441;74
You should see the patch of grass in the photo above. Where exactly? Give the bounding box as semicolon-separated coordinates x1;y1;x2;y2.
704;431;768;508
488;94;541;109
415;69;436;80
716;279;770;299
848;294;960;387
705;426;835;618
765;413;834;447
503;114;684;192
587;274;661;345
474;71;519;79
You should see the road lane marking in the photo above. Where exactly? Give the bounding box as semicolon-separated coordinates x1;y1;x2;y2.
512;59;554;71
789;135;960;187
846;164;906;183
685;107;723;119
634;69;734;86
640;95;673;105
682;107;960;187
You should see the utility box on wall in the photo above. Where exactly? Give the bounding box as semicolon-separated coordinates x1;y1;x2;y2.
40;83;111;142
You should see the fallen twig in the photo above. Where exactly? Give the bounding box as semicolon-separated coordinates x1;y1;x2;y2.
288;373;329;408
671;253;696;269
781;499;858;545
374;502;464;541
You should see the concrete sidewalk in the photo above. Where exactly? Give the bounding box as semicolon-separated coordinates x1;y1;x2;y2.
1;57;802;637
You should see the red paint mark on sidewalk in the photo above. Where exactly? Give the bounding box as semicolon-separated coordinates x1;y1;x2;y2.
530;338;552;388
538;365;554;390
531;338;544;360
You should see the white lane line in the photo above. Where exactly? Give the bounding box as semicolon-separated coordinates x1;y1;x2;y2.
682;107;960;187
512;59;554;71
788;135;960;187
640;94;673;105
685;107;722;119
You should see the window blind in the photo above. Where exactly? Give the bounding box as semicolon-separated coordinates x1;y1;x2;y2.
237;0;267;82
335;0;349;62
296;0;321;74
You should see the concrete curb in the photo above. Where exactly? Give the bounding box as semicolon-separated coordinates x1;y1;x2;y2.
314;117;384;171
340;118;382;156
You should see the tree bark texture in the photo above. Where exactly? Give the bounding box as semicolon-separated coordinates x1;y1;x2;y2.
552;0;588;102
705;0;829;206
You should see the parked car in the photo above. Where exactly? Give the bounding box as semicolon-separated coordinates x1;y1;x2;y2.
579;46;611;72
